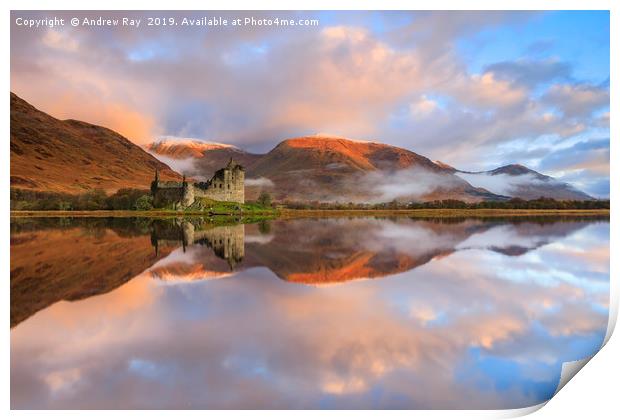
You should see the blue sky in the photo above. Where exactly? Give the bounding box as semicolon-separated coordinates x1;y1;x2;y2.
11;11;610;196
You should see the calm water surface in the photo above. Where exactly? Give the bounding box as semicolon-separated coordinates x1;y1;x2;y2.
10;216;610;409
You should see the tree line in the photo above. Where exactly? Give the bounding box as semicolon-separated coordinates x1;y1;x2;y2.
11;188;154;211
11;188;609;211
281;197;610;210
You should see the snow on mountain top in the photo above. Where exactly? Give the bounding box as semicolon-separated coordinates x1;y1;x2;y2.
151;136;239;150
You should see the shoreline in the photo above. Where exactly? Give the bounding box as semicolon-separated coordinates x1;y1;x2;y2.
10;209;610;218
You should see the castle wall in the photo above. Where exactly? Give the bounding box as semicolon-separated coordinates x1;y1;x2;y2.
152;160;245;209
194;167;244;203
152;184;184;209
182;184;195;207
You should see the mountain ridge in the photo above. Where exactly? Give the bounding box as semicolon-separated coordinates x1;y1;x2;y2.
10;92;181;194
147;134;593;202
454;164;592;200
10;93;593;201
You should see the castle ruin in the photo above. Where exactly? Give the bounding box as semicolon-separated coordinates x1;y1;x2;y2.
151;158;244;209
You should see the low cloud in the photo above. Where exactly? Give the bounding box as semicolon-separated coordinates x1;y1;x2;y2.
358;168;463;202
149;153;200;178
245;177;275;187
456;172;547;197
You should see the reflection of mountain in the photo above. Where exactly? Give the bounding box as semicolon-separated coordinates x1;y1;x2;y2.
10;216;602;327
243;219;593;285
10;218;176;327
150;217;596;286
239;220;452;284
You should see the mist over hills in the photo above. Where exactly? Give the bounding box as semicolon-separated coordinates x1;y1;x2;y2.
455;164;592;201
10;93;593;202
150;135;592;202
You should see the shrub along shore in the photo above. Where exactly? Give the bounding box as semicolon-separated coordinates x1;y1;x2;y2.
10;188;609;217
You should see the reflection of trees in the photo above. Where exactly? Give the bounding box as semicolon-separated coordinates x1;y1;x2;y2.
10;219;175;328
258;220;271;234
9;216;154;237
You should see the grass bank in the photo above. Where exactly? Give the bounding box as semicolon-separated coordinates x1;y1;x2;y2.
10;208;609;219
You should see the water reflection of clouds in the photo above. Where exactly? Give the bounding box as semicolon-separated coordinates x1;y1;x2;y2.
11;219;609;409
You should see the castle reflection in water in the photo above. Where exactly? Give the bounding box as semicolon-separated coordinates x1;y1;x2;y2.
151;219;245;269
10;215;610;409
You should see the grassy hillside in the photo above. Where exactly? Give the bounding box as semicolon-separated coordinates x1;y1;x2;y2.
10;92;181;194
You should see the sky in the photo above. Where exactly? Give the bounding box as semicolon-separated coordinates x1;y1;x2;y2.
10;11;610;197
11;218;609;408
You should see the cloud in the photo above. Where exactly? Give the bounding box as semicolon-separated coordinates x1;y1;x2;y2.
456;172;549;197
539;138;609;175
543;83;609;119
359;167;463;202
533;138;610;198
10;218;608;409
42;29;79;52
484;58;571;87
448;71;528;109
245;177;275;187
9;9;609;197
555;170;610;199
148;154;198;177
409;95;438;117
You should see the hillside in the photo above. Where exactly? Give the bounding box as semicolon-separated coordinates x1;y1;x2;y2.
249;135;439;174
456;164;592;200
146;137;262;180
144;134;593;203
10;92;181;194
244;135;500;202
147;138;241;159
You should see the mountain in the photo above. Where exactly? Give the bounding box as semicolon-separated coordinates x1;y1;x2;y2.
148;217;592;286
146;134;591;202
10;92;181;194
146;137;262;179
433;160;457;171
243;135;501;202
456;164;592;200
147;138;241;159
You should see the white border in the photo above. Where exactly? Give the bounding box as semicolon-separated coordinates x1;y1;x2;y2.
2;1;616;419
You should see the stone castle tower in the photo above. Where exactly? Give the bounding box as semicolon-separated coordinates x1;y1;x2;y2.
152;158;245;209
